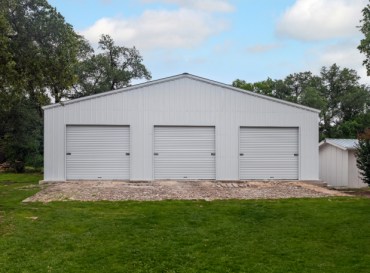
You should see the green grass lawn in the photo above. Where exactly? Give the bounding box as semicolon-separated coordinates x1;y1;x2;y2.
1;174;370;273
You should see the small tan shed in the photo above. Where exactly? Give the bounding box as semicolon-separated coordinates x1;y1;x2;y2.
319;139;367;188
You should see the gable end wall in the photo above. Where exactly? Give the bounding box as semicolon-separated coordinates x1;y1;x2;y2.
44;77;319;181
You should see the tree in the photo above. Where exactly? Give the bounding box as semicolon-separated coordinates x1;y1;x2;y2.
232;78;291;100
1;1;152;171
233;72;320;103
0;93;42;172
319;64;367;138
359;2;370;75
232;64;370;140
331;113;370;139
299;86;326;110
0;14;15;89
355;128;370;186
71;34;151;98
0;0;83;171
1;0;84;103
284;72;318;103
232;79;254;92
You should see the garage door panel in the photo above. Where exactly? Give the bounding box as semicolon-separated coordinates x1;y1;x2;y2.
154;126;215;179
240;127;298;179
66;126;130;180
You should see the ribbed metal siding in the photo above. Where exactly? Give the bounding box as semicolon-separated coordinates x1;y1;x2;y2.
44;76;319;182
66;125;130;180
239;127;299;179
154;126;216;179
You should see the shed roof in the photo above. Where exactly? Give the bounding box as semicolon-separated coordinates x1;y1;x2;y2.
42;73;320;113
319;138;358;150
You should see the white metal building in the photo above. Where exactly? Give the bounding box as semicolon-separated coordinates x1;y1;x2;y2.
319;139;366;188
43;73;320;182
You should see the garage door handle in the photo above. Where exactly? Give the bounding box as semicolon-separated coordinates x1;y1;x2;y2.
154;153;159;156
66;153;71;155
294;153;299;156
240;153;244;156
126;153;130;156
211;153;215;156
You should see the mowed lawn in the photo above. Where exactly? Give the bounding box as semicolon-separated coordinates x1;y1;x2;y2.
1;174;370;273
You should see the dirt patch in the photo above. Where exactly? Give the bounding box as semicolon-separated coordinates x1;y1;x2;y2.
23;180;349;203
337;188;370;198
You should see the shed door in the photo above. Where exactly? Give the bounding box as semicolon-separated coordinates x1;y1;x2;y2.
154;126;216;179
66;125;130;180
239;127;299;179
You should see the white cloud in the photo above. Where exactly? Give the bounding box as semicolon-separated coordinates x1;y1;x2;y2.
141;0;234;13
81;8;228;51
306;41;370;84
246;43;282;53
277;0;366;41
319;43;362;67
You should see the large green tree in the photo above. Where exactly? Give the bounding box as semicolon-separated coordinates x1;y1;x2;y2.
71;34;151;98
0;0;83;170
233;78;291;100
1;0;85;104
1;1;152;171
232;72;322;105
359;2;370;75
319;64;369;138
233;64;370;140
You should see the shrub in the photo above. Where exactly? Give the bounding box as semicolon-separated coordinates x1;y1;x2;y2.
356;128;370;186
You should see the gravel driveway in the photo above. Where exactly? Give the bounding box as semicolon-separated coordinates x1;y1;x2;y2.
23;180;348;202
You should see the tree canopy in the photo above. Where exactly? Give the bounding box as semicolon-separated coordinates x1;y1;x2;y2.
359;2;370;76
0;0;151;171
233;64;370;140
71;34;151;98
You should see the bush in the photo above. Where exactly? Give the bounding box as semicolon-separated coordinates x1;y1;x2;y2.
356;128;370;186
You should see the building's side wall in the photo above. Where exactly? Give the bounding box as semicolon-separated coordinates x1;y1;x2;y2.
319;145;348;186
348;150;367;188
44;77;319;181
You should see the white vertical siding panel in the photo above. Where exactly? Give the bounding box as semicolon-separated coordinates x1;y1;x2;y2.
46;107;65;181
341;149;348;185
43;109;51;180
299;114;319;180
80;98;90;124
331;147;338;185
319;146;325;181
90;99;96;123
59;107;66;180
335;148;347;186
319;145;348;187
348;150;367;188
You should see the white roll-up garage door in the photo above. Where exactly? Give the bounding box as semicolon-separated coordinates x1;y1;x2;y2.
239;127;299;179
66;125;130;180
154;126;216;179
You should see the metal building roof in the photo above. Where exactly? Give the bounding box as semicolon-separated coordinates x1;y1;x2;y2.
42;73;321;113
319;138;358;150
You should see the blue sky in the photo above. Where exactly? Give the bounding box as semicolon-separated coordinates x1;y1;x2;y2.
49;0;369;84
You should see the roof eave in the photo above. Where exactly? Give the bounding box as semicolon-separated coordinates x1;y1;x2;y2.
319;140;359;151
